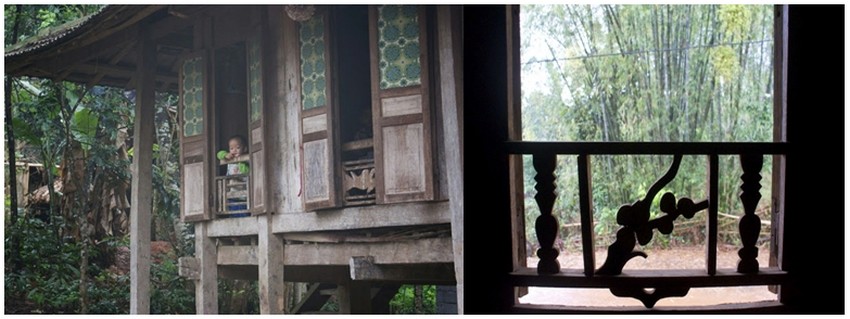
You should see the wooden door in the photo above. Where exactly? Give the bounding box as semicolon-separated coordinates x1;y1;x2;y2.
179;50;212;222
369;5;436;204
298;12;340;210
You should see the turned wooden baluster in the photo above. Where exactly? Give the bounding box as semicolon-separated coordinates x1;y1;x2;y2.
533;152;560;274
737;154;763;274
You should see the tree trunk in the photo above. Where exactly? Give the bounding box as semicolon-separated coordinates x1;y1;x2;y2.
6;4;23;272
414;285;424;313
79;238;89;314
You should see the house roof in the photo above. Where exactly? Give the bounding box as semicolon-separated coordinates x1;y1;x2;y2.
5;6;111;59
5;5;203;92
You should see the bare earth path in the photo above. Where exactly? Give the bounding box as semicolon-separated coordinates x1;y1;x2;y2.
520;246;775;307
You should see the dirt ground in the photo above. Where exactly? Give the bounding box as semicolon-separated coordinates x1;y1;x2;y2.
519;246;776;307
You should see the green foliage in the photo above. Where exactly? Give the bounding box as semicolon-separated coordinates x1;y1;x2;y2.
218;279;259;314
6;5;193;314
389;285;436;314
5;217;79;313
70;108;98;151
521;5;775;250
5;5;103;45
151;258;194;314
5;216;197;314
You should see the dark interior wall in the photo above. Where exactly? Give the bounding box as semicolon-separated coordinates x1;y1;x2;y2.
214;42;248;165
780;5;844;313
462;5;515;313
334;5;373;144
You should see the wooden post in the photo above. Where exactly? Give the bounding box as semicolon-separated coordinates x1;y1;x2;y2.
706;154;719;275
577;154;595;276
195;223;218;313
258;216;285;313
532;153;559;274
337;281;372;314
737;154;763;274
130;23;156;315
462;5;515;312
436;5;464;314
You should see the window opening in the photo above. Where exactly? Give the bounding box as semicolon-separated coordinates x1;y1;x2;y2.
517;4;778;308
335;6;377;207
214;42;251;218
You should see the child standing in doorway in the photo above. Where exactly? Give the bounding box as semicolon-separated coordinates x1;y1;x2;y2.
218;135;250;217
218;135;249;175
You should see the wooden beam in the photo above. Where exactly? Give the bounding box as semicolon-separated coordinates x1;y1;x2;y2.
509;267;788;288
207;216;259;237
156;34;193;50
284;237;453;266
290;283;335;314
283;265;351;283
85;72;106;89
129;24;156;315
76;63;177;82
272;201;450;233
350;256;456;284
437;5;465;314
219;265;258;280
109;40;138;65
505;141;789;155
282;225;450;243
217;245;258;265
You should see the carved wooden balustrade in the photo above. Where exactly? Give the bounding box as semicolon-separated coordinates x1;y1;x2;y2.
506;142;788;309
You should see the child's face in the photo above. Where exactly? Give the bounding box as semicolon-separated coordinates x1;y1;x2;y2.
228;139;245;156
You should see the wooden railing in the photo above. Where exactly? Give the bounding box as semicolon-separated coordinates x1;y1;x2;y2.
506;141;788;309
216;154;251;217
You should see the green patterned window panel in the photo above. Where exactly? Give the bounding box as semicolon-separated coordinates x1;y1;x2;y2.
248;36;263;122
378;5;421;90
299;15;327;110
182;56;204;137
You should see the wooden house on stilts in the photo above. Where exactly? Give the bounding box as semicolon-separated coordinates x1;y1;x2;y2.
6;5;464;314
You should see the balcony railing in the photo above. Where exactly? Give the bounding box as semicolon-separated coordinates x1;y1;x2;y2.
506;141;788;309
216;154;251;218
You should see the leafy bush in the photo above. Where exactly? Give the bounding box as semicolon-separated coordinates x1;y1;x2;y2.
5;216;82;313
389;285;435;314
5;216;196;314
151;257;194;314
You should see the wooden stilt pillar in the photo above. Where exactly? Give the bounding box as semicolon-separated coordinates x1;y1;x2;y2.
258;216;285;313
436;5;464;314
130;23;156;315
195;223;218;313
338;281;372;314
